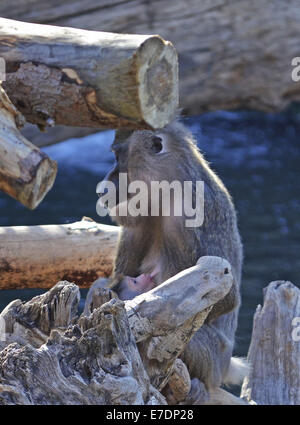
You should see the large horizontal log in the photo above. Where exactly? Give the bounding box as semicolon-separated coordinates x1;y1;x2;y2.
0;0;299;120
0;17;178;130
241;281;300;405
0;85;57;208
0;219;120;290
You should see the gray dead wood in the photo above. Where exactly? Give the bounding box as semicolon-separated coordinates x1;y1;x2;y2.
0;255;233;405
86;256;234;390
0;85;57;208
241;281;300;405
0;282;165;405
0;218;120;290
0;17;178;131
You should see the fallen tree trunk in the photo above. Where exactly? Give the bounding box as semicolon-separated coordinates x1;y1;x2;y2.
241;281;300;405
0;85;57;209
0;0;298;125
0;17;178;130
0;256;233;405
0;218;120;290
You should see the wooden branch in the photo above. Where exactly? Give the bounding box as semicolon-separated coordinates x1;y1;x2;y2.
241;281;300;405
0;17;178;130
0;85;57;209
0;218;120;290
0;256;233;405
87;256;234;390
0;1;299;115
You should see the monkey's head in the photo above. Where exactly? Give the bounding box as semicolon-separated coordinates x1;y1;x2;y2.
97;121;202;227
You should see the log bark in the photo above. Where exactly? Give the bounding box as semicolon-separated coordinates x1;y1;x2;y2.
0;0;298;124
0;85;57;209
0;255;233;405
21;123;100;148
241;281;300;405
0;218;120;290
0;17;178;130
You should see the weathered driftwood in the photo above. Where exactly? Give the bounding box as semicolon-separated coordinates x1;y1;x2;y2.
0;280;80;349
0;256;233;405
0;218;119;290
0;17;178;131
0;85;57;209
0;0;298;149
0;282;165;405
86;256;233;393
241;281;300;405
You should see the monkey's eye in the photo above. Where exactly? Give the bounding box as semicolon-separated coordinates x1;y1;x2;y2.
151;136;163;154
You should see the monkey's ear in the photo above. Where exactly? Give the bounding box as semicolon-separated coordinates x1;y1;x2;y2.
151;134;169;154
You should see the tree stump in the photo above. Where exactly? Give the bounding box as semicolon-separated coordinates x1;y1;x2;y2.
241;281;300;405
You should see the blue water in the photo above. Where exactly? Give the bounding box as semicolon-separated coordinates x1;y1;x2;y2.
1;110;300;358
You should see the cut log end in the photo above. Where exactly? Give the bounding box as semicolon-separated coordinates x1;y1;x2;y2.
26;155;57;209
3;154;57;210
137;36;178;129
0;85;58;209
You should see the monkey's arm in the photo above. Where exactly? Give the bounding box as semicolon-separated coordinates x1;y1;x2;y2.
181;310;238;390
